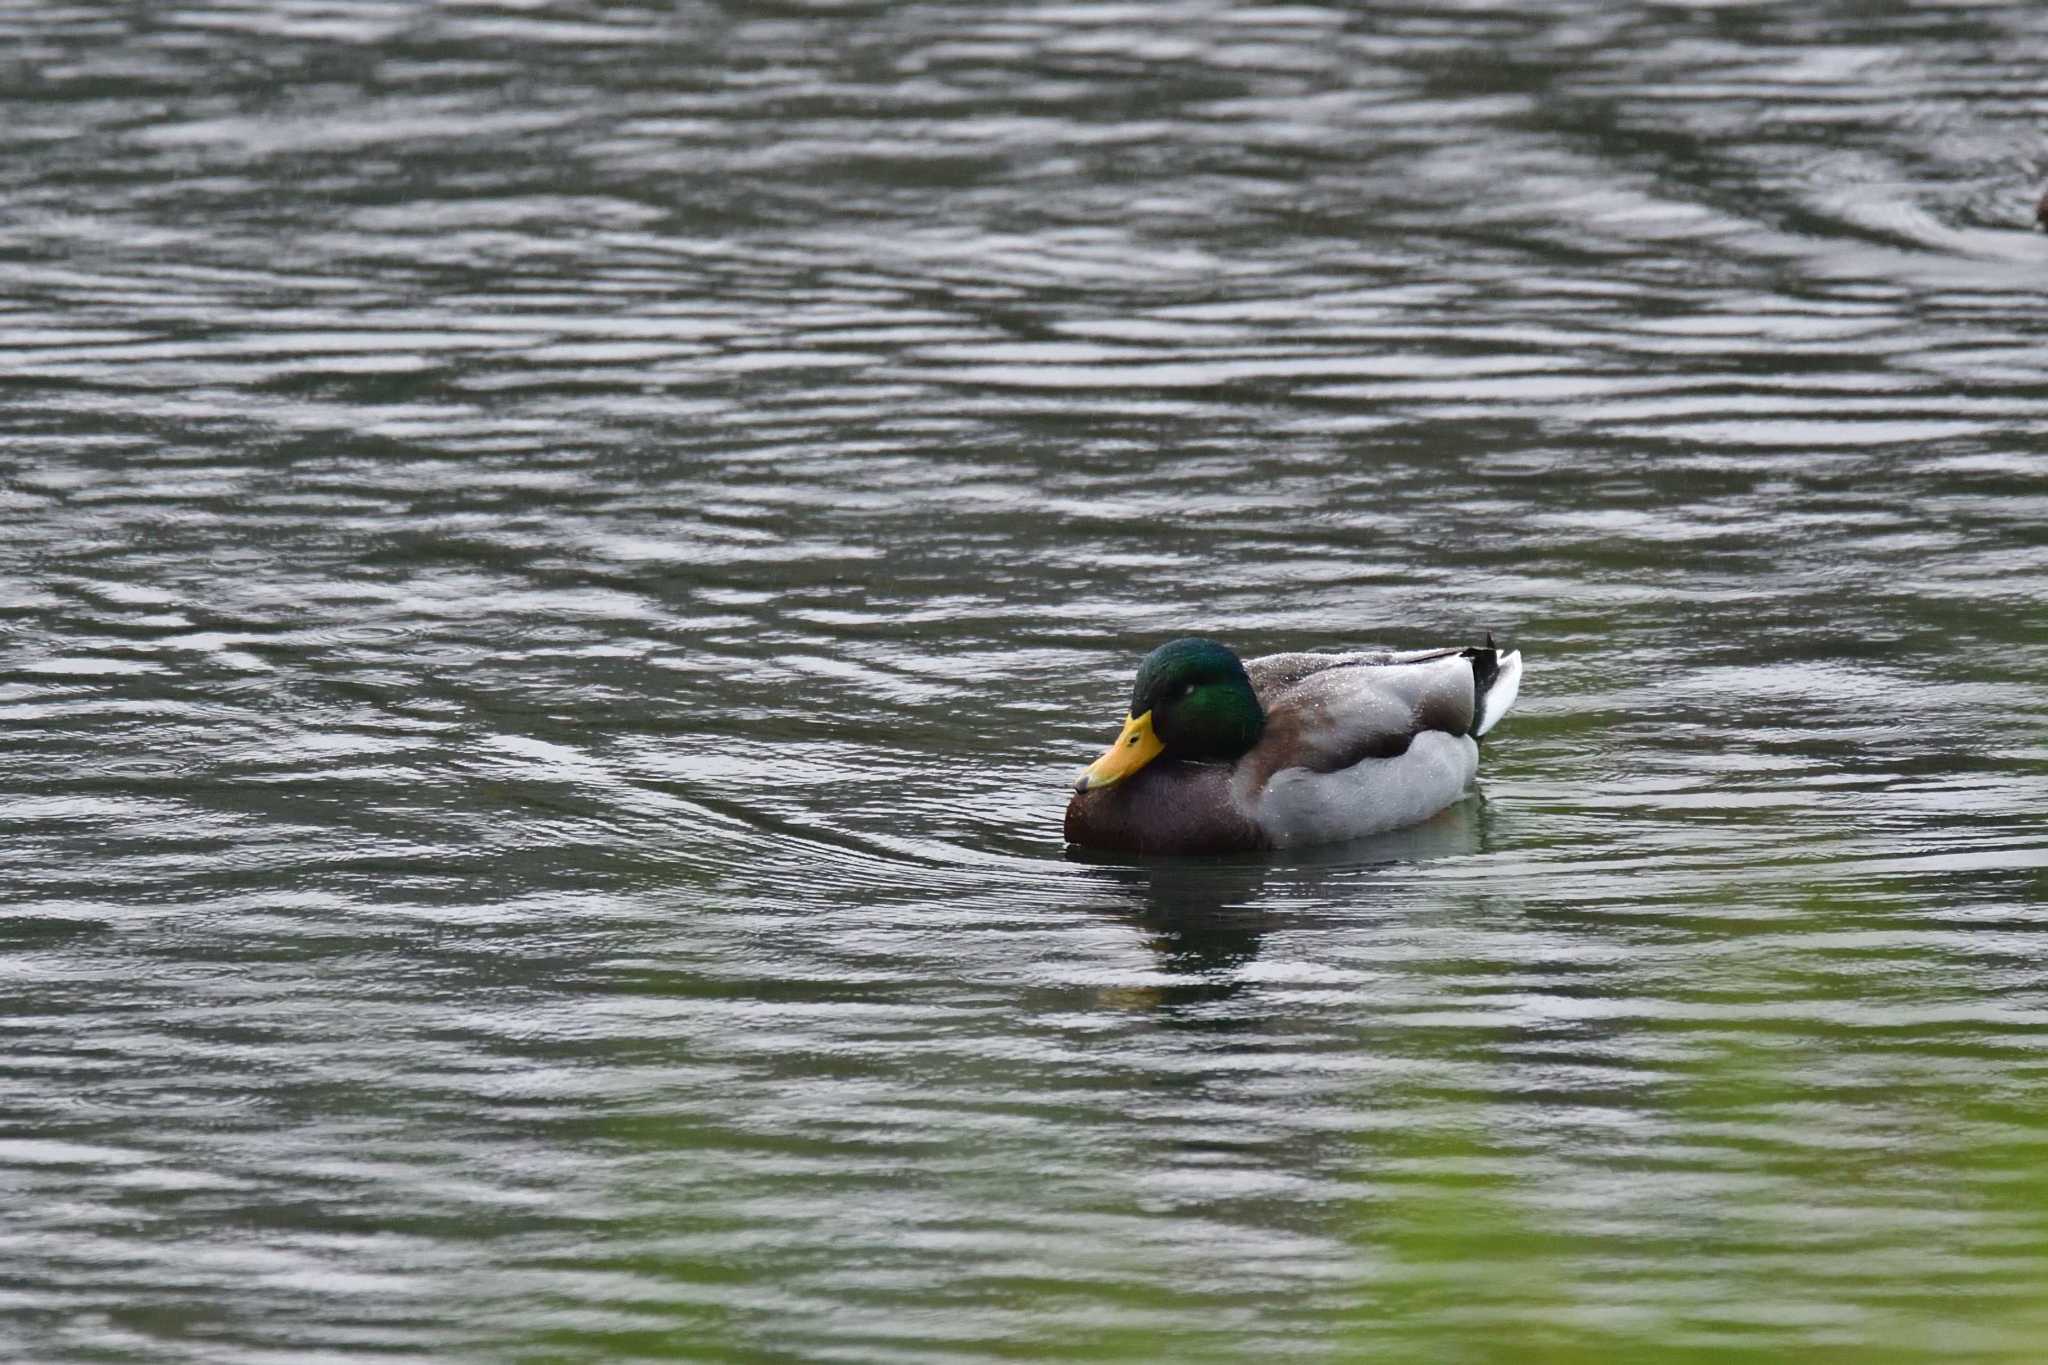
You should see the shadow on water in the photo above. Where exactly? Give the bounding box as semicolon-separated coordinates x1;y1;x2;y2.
1064;798;1487;1012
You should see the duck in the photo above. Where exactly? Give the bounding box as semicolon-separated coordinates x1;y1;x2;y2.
1064;635;1522;855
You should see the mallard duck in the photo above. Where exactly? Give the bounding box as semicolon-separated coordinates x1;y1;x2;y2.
1064;636;1522;855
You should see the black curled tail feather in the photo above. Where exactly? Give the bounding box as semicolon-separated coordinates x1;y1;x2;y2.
1462;631;1501;738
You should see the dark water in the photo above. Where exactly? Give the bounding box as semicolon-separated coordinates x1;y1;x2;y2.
6;1;2048;1359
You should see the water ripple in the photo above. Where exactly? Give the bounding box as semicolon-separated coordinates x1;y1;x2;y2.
5;0;2048;1361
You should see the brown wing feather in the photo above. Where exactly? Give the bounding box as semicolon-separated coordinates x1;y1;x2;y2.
1243;648;1462;696
1242;650;1477;786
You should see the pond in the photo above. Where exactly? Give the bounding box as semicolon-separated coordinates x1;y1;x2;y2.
5;1;2048;1359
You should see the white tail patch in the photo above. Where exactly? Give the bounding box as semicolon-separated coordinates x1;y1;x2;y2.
1474;649;1522;737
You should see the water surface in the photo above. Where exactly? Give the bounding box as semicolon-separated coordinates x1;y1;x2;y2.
5;1;2048;1360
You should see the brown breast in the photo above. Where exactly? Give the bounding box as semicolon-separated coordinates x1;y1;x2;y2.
1063;760;1269;855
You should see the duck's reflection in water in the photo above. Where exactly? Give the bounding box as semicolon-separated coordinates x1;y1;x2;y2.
1067;798;1487;1014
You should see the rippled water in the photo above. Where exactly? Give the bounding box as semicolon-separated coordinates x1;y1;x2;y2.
6;1;2048;1359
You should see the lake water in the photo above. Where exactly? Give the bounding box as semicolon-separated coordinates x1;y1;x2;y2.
6;1;2048;1360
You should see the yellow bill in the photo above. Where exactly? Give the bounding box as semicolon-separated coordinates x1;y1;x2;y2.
1078;710;1164;790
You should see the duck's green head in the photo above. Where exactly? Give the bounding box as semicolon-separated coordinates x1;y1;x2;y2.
1077;637;1266;791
